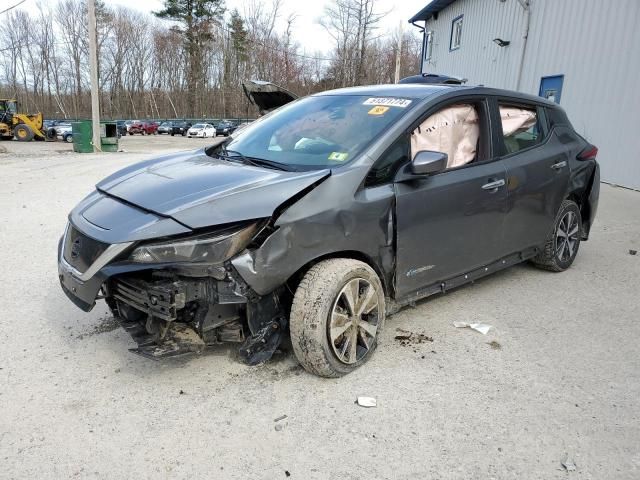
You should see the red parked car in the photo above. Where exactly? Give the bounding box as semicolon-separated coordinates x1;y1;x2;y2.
128;121;158;135
142;122;158;135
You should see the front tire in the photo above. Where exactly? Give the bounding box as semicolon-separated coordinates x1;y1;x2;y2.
14;124;34;142
290;259;385;378
532;199;582;271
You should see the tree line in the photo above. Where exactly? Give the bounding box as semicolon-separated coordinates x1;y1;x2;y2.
0;0;421;120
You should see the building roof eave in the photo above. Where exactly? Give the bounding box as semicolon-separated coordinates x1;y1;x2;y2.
408;0;459;23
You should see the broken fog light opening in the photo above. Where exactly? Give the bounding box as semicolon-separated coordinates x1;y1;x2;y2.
129;223;260;264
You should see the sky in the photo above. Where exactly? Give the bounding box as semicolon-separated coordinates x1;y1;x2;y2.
100;0;429;56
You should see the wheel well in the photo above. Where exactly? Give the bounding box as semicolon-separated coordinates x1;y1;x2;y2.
566;174;595;238
286;251;390;297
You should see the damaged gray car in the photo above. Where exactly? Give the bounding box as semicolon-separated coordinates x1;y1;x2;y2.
58;84;600;377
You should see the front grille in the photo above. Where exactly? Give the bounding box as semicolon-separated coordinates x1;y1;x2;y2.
112;278;185;322
63;225;110;273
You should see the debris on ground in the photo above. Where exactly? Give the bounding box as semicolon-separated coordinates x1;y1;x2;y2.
274;415;287;422
630;249;637;256
275;423;284;431
356;396;377;408
285;471;291;477
561;456;577;472
453;322;493;335
394;328;433;346
179;390;185;395
488;340;502;350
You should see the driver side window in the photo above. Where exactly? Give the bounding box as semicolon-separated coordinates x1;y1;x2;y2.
365;136;410;187
410;103;481;170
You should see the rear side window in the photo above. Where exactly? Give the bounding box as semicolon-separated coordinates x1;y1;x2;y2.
546;107;572;128
498;104;543;154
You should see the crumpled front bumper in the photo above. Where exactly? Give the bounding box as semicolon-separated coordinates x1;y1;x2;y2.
57;230;147;311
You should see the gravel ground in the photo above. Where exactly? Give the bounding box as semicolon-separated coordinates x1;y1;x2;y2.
1;137;639;479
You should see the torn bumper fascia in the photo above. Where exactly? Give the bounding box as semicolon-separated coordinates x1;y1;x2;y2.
57;234;171;311
583;162;600;239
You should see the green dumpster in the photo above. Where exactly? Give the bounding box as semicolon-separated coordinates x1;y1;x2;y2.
100;122;118;152
71;121;119;153
72;121;93;153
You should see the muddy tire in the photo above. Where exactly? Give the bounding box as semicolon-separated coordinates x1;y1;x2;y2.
289;259;385;377
14;124;34;142
532;200;582;272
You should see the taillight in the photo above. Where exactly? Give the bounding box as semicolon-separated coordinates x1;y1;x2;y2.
578;144;598;161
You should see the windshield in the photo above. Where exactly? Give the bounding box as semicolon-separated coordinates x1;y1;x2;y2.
224;94;414;170
192;123;205;128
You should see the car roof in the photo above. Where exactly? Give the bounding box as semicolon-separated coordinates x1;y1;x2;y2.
313;83;558;108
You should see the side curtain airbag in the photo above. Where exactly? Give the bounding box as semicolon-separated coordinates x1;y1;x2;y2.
499;107;537;136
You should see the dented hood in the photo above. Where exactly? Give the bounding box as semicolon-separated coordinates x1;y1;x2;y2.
96;150;329;229
242;80;298;113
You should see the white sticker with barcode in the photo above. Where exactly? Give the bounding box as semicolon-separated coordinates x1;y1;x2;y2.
363;97;412;108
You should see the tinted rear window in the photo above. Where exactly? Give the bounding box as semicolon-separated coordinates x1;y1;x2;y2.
546;107;572;128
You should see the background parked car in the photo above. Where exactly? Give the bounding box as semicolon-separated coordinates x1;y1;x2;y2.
187;123;215;138
55;123;73;143
127;120;145;135
170;121;191;136
141;121;158;135
157;122;173;134
215;120;237;136
116;120;127;136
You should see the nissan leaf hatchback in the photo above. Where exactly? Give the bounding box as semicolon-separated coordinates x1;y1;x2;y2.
58;84;600;377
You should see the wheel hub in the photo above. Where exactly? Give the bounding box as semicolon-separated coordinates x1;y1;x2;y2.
328;277;380;365
555;210;579;262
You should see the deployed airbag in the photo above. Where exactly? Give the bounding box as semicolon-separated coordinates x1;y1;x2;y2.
411;104;479;169
499;107;536;136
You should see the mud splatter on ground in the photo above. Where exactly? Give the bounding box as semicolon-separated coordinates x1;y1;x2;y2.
76;316;120;340
394;328;434;346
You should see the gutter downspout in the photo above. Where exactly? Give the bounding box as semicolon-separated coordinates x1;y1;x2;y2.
410;20;426;73
515;0;531;91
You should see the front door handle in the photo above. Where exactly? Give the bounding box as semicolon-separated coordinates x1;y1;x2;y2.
551;160;567;170
482;179;506;190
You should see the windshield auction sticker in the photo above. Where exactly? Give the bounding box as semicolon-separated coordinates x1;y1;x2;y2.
368;106;390;115
363;97;412;108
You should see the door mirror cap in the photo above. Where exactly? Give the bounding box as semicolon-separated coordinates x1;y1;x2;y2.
411;150;448;176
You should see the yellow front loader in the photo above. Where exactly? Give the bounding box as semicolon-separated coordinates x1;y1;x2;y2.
0;99;46;141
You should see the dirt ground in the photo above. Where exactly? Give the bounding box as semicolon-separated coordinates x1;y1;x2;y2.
1;136;639;479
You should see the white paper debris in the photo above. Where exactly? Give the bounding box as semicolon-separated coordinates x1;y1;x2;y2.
356;396;377;408
453;322;493;335
561;458;577;472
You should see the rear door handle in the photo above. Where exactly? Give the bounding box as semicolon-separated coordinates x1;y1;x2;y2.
551;161;567;170
482;179;506;190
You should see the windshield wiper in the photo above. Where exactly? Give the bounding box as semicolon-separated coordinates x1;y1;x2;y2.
219;148;291;171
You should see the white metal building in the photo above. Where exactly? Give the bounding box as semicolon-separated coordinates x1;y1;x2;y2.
409;0;640;190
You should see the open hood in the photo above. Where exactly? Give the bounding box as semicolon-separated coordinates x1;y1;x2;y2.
242;80;298;114
95;149;329;230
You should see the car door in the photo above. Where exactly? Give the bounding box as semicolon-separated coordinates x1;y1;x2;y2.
494;99;571;254
394;97;508;298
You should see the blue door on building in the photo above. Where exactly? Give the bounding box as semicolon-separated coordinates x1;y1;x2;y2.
539;75;564;104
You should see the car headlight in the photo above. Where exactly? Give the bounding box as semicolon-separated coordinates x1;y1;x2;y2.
129;223;259;264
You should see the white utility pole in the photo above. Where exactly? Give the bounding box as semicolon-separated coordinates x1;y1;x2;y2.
88;0;101;152
394;22;403;83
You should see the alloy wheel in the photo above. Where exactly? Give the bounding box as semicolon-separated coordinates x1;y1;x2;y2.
328;277;380;364
555;210;579;262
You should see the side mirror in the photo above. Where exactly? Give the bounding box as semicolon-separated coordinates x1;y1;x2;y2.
411;150;448;175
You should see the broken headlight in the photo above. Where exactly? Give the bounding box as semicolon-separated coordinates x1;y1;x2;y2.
129;223;259;264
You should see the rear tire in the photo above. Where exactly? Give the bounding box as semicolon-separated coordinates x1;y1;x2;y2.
63;133;73;143
290;259;385;378
14;124;34;142
532;200;582;272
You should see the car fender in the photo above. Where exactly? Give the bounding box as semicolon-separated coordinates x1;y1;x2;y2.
231;165;395;296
